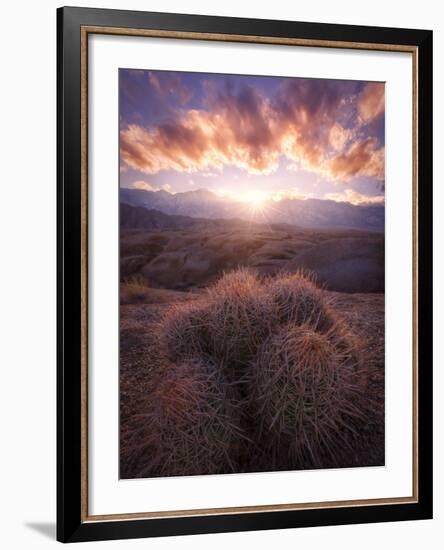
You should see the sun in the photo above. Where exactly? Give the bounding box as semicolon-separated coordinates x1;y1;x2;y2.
215;188;270;216
235;189;269;206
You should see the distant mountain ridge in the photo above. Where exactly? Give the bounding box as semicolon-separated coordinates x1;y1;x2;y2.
120;187;384;232
120;203;278;232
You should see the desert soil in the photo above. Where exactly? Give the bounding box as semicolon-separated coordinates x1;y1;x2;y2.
120;225;384;293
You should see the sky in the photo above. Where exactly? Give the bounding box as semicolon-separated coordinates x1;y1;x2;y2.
119;69;385;206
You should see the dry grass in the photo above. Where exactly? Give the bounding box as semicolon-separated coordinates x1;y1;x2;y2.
120;275;150;304
121;356;247;478
249;323;365;467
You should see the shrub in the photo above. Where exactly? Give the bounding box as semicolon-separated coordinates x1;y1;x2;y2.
120;274;150;304
123;356;246;477
268;271;334;331
249;323;365;467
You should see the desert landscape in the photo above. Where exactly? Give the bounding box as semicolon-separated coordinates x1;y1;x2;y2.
120;192;384;294
118;69;385;479
119;198;384;479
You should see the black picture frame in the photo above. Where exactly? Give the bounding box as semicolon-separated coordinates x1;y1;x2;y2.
57;6;433;543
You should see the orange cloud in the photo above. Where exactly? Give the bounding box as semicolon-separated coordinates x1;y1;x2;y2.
129;180;172;192
324;189;384;205
274;79;358;172
132;180;159;191
329;123;355;151
358;82;385;123
121;86;282;175
120;79;385;185
323;138;385;182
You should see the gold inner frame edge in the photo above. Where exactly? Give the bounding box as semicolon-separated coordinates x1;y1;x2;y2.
79;25;419;523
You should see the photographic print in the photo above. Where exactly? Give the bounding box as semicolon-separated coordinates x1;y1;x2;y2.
119;69;385;479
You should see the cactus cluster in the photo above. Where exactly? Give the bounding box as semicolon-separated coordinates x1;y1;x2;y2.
128;269;366;477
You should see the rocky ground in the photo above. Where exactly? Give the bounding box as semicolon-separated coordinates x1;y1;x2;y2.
120;224;384;293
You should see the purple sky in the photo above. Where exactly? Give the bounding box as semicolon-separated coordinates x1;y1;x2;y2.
119;69;385;206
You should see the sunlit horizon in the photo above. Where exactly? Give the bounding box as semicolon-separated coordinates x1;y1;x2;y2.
122;181;384;207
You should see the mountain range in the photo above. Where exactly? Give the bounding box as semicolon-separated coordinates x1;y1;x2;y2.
120;187;384;232
120;203;306;233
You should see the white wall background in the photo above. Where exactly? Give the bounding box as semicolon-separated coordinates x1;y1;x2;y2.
0;0;440;548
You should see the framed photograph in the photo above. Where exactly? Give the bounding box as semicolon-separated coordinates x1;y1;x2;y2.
57;6;433;543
